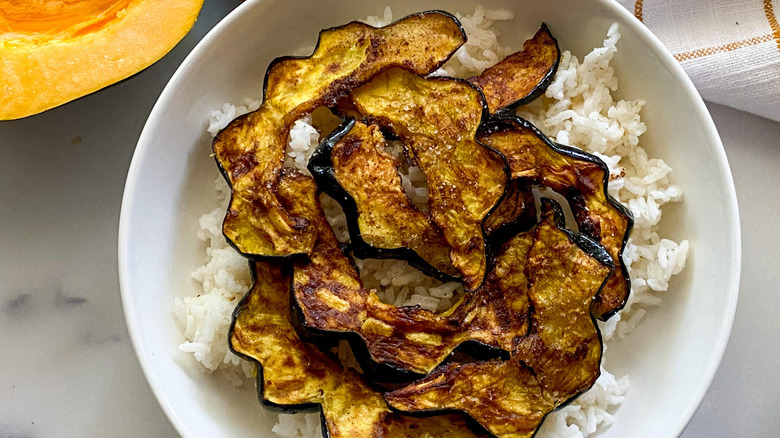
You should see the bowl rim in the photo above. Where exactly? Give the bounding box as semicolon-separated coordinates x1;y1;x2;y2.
118;0;742;436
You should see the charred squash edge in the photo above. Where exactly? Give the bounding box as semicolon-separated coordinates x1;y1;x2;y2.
212;10;467;263
384;198;612;438
479;116;633;320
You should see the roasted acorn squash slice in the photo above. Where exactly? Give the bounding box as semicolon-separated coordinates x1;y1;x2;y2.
387;360;555;438
348;67;510;290
229;262;388;437
309;118;459;280
213;11;466;261
514;199;611;397
0;0;205;120
478;117;633;320
385;199;613;438
468;24;560;114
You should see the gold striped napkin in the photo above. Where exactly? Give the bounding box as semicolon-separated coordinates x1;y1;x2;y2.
617;0;780;121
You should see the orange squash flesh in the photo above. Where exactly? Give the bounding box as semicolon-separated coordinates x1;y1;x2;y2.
0;0;205;120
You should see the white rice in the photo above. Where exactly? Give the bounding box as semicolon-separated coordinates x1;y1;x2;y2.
175;6;689;437
172;180;255;386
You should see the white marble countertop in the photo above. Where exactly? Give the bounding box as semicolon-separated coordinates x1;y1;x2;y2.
1;2;778;437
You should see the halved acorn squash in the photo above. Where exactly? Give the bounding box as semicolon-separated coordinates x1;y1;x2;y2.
0;0;205;120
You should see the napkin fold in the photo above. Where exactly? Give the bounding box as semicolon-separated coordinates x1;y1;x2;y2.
617;0;780;122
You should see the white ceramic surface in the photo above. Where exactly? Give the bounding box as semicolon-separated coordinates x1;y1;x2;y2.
118;0;741;437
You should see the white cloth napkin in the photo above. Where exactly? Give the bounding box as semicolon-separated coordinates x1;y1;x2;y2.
616;0;780;122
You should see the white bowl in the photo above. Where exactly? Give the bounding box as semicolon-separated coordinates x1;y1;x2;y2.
119;0;740;437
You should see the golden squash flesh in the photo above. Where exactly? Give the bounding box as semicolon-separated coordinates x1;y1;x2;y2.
0;0;205;119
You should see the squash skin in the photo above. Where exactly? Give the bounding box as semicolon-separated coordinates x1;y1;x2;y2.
0;0;205;120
